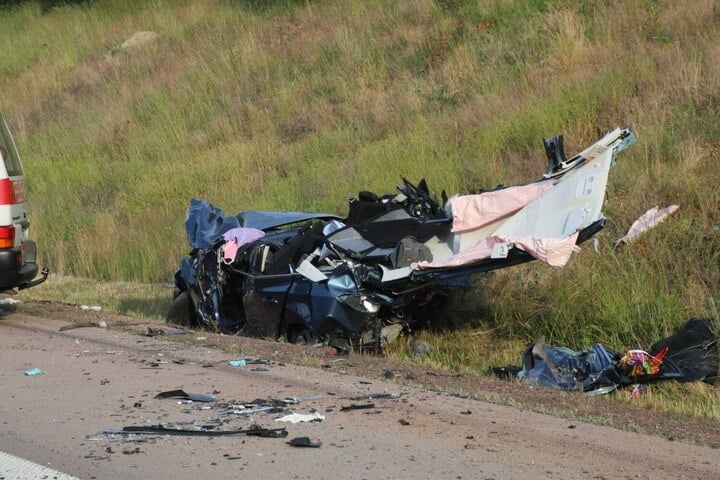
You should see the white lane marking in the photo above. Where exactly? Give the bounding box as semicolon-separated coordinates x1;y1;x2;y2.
0;451;81;480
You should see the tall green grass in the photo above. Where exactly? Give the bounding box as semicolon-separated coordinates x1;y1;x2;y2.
0;0;718;351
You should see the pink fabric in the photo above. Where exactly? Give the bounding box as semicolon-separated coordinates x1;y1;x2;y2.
512;233;580;267
222;227;265;261
412;232;580;270
448;180;555;233
615;205;679;248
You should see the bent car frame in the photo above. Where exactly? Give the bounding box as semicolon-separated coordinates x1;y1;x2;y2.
168;128;635;350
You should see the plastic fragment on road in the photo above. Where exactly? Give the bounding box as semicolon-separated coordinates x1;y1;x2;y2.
59;321;107;331
348;392;398;401
340;403;375;411
24;368;45;376
145;326;187;336
229;359;246;367
615;204;680;248
287;436;322;448
275;411;325;423
223;406;284;416
584;385;617;397
0;297;20;305
154;389;217;402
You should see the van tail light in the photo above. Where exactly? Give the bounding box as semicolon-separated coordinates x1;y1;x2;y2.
0;178;15;205
0;225;15;248
0;178;24;205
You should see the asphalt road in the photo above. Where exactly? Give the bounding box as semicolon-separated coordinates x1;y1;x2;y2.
1;313;718;480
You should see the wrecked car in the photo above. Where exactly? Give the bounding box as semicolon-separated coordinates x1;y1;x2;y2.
167;128;636;350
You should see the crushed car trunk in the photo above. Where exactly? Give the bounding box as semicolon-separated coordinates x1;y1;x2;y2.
167;128;636;350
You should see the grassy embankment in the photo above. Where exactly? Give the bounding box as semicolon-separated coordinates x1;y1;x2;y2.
2;0;719;418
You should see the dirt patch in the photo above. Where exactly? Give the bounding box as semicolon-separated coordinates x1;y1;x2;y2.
17;299;720;448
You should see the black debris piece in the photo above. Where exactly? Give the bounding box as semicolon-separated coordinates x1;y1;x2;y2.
154;389;217;402
340;403;375;411
489;366;521;380
650;318;719;383
288;436;322;448
145;326;188;336
103;425;288;437
399;418;410;426
348;393;395;401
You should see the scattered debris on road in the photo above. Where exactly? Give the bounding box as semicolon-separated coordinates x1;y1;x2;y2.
23;367;45;376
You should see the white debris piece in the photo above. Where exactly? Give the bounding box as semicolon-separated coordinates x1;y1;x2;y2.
80;305;102;311
275;411;325;423
0;298;20;305
615;205;680;248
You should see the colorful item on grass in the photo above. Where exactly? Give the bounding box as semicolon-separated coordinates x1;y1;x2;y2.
619;348;668;377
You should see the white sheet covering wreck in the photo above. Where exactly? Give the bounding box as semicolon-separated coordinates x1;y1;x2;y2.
410;128;633;272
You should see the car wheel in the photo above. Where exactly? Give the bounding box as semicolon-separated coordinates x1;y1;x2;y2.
289;328;319;346
166;291;198;327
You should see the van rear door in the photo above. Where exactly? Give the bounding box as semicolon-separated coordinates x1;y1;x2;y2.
0;113;44;290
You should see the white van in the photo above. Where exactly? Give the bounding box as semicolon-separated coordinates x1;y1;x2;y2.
0;113;47;292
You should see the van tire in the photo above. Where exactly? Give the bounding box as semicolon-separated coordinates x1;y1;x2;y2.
166;291;197;327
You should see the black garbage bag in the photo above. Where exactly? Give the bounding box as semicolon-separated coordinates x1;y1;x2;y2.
649;318;719;384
